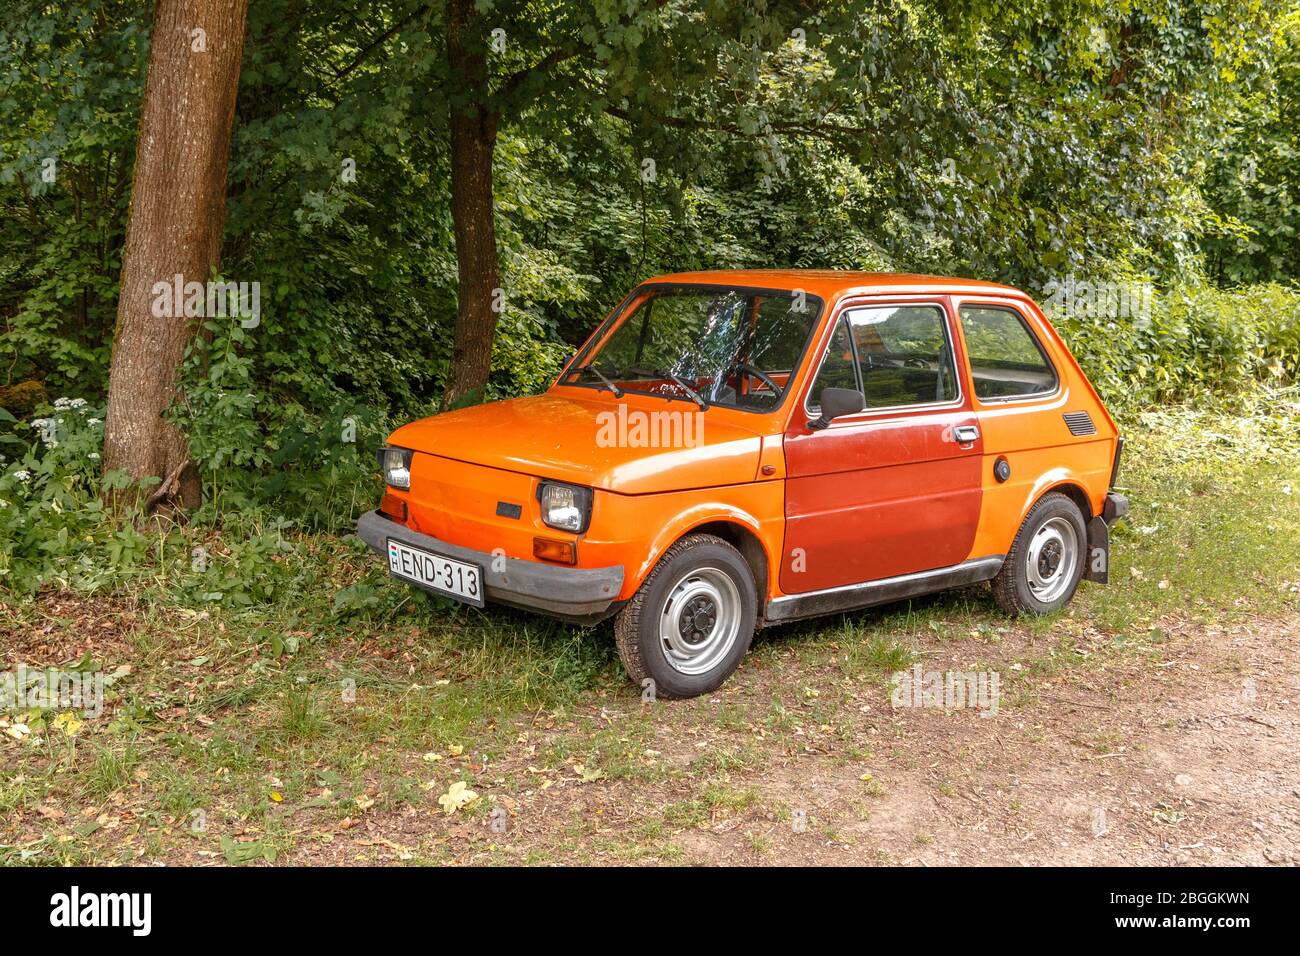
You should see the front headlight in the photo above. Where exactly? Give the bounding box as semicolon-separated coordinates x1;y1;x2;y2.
537;481;593;534
378;446;413;490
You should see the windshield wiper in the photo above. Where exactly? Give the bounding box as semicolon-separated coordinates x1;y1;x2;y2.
571;363;623;398
624;366;708;410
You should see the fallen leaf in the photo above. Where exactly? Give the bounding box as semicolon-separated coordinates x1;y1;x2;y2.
52;712;83;737
436;785;478;816
437;781;478;814
220;836;276;865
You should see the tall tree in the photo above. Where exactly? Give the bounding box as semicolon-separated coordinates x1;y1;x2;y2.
432;0;809;406
442;0;503;406
102;0;249;510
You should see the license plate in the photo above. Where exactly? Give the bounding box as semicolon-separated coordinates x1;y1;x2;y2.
386;538;484;607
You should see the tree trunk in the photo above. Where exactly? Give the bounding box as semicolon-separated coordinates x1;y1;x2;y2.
102;0;249;511
442;0;502;408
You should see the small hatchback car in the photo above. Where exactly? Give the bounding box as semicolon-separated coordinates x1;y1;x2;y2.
359;271;1128;697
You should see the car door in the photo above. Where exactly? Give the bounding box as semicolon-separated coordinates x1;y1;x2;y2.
950;296;1089;552
780;297;984;594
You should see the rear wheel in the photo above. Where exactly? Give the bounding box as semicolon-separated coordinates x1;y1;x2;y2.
993;492;1087;615
614;534;757;699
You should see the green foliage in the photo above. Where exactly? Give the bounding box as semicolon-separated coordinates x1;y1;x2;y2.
172;311;390;532
6;0;1296;414
1202;10;1300;284
0;0;147;396
0;398;137;593
1;0;1299;606
1055;281;1300;409
0;397;329;603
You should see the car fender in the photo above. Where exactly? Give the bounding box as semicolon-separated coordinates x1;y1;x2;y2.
629;501;773;596
1018;467;1095;525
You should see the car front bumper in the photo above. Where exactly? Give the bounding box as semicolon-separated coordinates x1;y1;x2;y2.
355;511;625;624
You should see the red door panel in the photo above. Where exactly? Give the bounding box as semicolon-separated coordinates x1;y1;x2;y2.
781;412;983;592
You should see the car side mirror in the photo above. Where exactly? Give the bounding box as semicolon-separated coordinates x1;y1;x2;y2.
807;387;865;430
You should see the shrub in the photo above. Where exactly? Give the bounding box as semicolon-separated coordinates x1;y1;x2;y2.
1054;281;1300;411
0;399;146;594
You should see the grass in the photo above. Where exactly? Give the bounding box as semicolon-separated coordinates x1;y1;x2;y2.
85;742;140;800
1;394;1298;864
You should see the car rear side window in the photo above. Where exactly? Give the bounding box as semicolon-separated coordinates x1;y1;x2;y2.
959;305;1058;400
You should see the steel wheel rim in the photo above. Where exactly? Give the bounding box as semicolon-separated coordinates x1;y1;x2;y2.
1026;516;1078;603
658;566;742;676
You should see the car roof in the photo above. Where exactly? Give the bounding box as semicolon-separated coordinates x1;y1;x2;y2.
641;269;1027;300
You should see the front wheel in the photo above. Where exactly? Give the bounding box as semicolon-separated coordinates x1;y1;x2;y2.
992;492;1087;615
614;533;757;699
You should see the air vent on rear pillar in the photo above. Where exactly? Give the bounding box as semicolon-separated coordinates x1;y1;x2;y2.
1063;411;1097;436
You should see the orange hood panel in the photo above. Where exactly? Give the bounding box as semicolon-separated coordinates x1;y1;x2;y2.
387;391;766;494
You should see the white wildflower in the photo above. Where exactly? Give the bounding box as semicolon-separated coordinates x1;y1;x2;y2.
88;418;101;426
53;397;72;409
13;471;31;482
88;452;100;460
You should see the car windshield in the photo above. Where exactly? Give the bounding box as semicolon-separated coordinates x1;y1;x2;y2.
563;286;822;411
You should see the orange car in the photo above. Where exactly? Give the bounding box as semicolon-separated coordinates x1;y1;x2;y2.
358;271;1128;698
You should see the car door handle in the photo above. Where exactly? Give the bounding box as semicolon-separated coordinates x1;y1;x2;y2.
952;425;980;443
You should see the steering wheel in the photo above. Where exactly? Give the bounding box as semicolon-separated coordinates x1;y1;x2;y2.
725;362;782;396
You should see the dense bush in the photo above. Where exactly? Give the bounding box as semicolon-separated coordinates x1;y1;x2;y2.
0;396;329;599
1055;282;1300;409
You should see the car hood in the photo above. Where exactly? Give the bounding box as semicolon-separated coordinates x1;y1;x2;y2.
387;392;766;494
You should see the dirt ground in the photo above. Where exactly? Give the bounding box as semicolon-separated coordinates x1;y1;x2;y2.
276;611;1300;866
5;595;1298;866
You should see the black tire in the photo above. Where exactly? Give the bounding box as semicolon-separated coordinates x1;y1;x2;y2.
614;533;757;699
992;492;1088;616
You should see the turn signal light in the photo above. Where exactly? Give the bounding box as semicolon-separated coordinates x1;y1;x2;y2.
532;536;576;565
379;492;408;522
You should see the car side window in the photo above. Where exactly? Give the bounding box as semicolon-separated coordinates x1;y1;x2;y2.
808;317;858;411
845;305;958;408
959;305;1058;400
